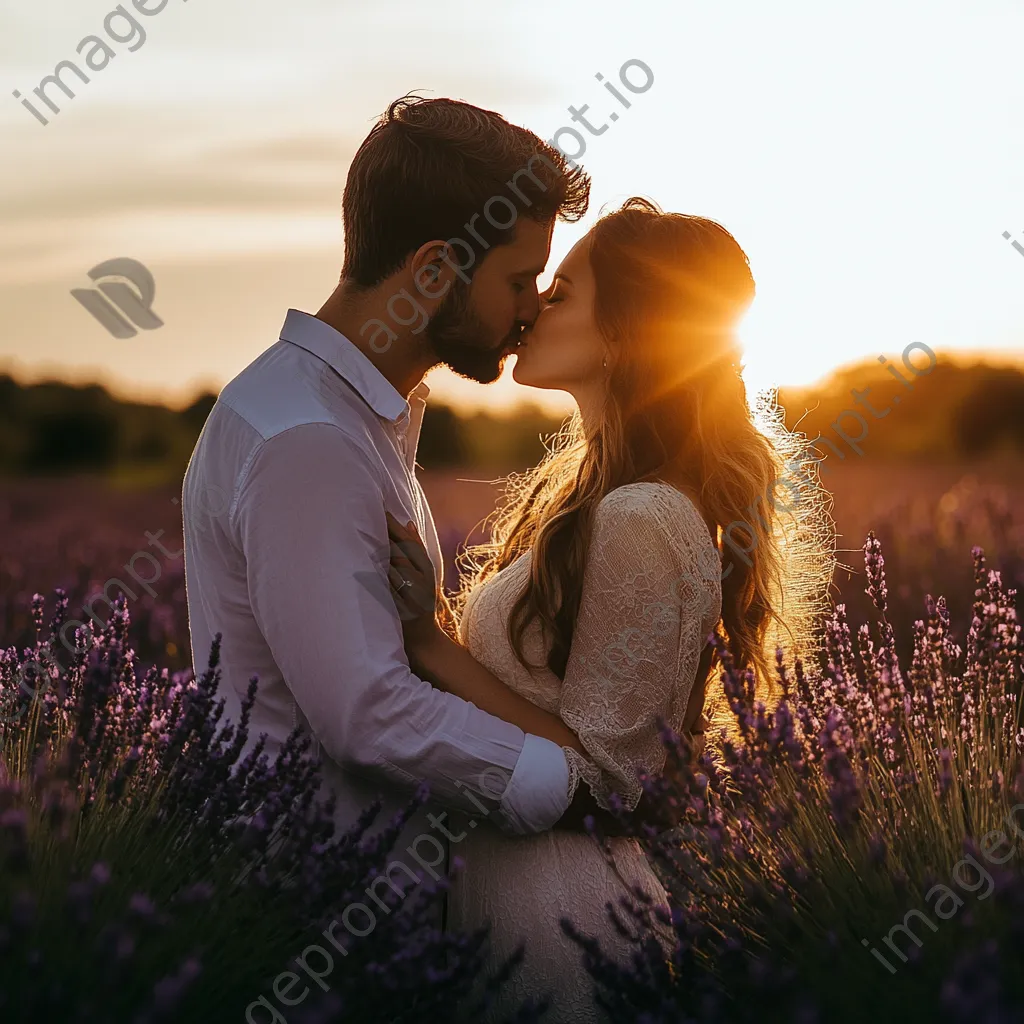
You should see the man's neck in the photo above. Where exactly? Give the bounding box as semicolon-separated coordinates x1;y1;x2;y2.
315;281;434;399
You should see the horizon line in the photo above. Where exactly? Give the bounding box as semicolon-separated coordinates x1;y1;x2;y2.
1;348;1022;415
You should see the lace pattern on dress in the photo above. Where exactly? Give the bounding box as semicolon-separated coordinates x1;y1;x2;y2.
461;482;723;814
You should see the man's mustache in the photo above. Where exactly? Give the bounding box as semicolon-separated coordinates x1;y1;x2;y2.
499;323;529;349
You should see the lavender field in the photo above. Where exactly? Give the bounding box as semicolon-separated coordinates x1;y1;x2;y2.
1;457;1023;1022
2;459;1019;670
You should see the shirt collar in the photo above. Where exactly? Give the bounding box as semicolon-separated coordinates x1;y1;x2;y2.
278;308;431;425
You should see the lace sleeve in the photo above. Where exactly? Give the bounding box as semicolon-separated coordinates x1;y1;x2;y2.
559;484;720;812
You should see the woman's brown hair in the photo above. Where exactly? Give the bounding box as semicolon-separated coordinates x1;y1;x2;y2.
457;197;834;706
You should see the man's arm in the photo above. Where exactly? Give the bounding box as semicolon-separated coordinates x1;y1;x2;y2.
232;422;570;834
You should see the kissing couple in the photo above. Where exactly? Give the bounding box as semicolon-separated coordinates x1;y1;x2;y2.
183;95;829;1022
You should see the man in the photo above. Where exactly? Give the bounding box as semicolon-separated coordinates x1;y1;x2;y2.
182;95;598;889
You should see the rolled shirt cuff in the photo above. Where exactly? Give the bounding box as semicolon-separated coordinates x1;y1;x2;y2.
496;732;571;835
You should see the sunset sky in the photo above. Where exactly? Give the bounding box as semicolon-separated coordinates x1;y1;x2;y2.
2;0;1023;414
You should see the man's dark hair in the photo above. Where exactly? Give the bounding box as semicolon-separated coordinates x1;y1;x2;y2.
341;95;591;287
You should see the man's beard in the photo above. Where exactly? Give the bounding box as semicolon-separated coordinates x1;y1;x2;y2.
426;281;520;384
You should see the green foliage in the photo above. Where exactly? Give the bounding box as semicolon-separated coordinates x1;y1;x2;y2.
0;374;216;481
0;373;567;478
419;403;564;472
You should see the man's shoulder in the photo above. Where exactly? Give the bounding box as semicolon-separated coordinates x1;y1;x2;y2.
218;340;374;448
187;341;387;511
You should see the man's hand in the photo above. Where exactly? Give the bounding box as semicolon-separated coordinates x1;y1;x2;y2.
385;511;448;655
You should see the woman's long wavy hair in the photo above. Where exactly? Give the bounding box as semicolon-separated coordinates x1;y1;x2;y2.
455;197;834;709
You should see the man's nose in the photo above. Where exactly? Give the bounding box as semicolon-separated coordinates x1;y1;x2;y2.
520;290;541;326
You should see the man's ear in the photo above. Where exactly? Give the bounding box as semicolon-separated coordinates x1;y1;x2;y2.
409;240;457;304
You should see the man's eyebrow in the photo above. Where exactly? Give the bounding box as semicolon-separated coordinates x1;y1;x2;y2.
515;265;549;278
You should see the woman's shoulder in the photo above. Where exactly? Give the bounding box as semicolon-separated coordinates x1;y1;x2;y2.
595;480;706;529
588;484;721;611
591;482;717;559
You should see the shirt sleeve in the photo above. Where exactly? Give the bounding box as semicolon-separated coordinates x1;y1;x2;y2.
558;487;717;811
233;421;569;834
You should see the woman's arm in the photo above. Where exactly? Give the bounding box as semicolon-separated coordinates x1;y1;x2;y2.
386;512;585;755
555;487;717;812
385;511;702;835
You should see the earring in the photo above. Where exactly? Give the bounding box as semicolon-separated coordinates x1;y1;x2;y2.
602;356;608;370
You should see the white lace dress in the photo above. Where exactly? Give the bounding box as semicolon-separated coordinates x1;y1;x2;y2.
447;482;723;1022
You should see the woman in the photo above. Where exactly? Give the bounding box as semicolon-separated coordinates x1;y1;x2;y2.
386;197;834;1021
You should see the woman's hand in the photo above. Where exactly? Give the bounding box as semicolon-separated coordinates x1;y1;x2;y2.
385;511;446;658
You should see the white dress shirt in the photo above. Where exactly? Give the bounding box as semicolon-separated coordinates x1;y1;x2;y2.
182;309;570;854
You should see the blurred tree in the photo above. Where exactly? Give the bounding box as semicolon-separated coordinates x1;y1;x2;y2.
0;374;18;408
780;359;1024;460
953;370;1024;455
458;404;565;472
126;430;173;461
21;410;119;474
181;392;218;434
417;403;468;467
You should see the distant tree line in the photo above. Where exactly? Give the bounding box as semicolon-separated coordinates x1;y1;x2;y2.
0;358;1021;479
777;359;1024;462
0;375;216;479
0;374;564;479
